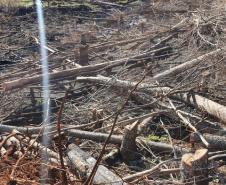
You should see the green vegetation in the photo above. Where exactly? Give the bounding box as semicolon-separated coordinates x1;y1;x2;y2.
117;0;128;4
146;134;168;142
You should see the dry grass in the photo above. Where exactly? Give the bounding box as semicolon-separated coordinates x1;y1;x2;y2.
0;0;20;7
0;0;33;8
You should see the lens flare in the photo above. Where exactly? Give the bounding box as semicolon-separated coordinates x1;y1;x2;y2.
35;0;50;181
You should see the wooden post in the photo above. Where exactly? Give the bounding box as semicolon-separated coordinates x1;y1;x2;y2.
181;149;209;185
120;121;140;163
79;34;89;66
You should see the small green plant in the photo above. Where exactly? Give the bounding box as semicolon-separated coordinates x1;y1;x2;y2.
146;134;168;142
117;0;128;4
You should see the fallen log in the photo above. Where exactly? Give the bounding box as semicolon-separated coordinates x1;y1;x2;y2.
76;76;226;124
152;46;226;81
0;124;190;154
0;124;56;134
7;31;221;91
67;129;122;144
67;144;125;185
191;133;226;150
66;129;190;154
2;46;169;91
137;137;190;154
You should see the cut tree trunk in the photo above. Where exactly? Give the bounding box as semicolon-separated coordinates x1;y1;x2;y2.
181;149;209;185
120;121;140;162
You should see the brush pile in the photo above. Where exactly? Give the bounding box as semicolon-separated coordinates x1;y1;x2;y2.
1;0;226;184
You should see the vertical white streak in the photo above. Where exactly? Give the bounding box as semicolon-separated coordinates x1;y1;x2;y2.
35;4;50;181
35;0;50;129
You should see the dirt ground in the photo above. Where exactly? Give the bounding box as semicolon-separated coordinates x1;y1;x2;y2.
1;0;226;184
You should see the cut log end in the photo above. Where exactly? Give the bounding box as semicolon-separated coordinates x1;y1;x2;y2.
181;149;209;185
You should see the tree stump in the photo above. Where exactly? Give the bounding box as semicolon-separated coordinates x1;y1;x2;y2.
120;121;140;163
181;149;209;185
79;34;89;66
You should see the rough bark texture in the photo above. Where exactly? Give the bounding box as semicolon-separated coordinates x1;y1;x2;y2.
181;149;209;185
120;121;139;162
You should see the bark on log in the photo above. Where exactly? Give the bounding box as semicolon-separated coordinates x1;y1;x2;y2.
179;93;226;125
181;149;209;185
67;129;122;144
67;144;124;185
191;133;226;150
